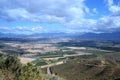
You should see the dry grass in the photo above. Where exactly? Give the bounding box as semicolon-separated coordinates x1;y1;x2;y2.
5;42;59;53
19;57;36;64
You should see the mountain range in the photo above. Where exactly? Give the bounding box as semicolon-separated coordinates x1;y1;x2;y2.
0;31;120;41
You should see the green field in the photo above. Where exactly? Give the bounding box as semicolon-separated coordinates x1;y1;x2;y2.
37;51;76;58
32;59;48;66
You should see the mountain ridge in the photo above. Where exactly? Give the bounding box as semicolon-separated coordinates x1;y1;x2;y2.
0;31;120;41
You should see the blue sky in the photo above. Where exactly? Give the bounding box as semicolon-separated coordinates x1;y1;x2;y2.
0;0;120;34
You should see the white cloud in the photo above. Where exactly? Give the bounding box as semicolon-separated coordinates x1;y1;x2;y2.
93;8;98;14
106;0;120;13
0;0;120;33
107;0;113;6
0;0;89;23
5;8;33;21
0;26;44;33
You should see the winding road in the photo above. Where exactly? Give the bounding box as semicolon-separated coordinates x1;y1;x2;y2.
47;67;52;75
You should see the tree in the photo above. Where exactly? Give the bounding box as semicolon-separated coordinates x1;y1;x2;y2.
18;63;42;80
5;55;22;74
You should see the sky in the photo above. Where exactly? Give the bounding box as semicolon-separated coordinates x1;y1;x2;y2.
0;0;120;34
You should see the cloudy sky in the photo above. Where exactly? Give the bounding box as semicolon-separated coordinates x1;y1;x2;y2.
0;0;120;34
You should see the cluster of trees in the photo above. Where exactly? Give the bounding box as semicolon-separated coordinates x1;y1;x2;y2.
0;54;42;80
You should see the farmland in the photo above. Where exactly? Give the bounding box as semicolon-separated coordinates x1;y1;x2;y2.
0;37;120;80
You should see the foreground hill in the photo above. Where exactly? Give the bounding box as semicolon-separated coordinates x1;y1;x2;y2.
51;54;120;80
0;54;64;80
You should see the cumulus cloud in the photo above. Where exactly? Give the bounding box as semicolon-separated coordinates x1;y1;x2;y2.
93;16;120;32
106;0;120;15
93;8;98;14
67;0;120;33
0;0;89;23
92;0;120;32
0;26;44;33
0;0;120;33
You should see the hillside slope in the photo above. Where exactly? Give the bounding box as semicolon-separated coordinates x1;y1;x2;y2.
52;55;120;80
0;54;64;80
